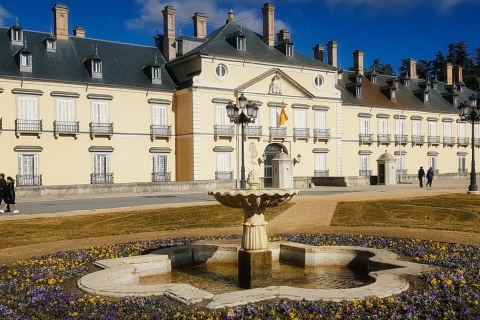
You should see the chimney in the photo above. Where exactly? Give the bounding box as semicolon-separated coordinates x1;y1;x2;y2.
313;44;324;62
226;9;235;24
353;50;364;75
276;29;290;42
73;26;85;37
52;3;69;40
453;65;463;83
192;12;207;38
162;5;176;62
327;40;338;67
262;3;275;46
444;63;453;85
407;58;417;79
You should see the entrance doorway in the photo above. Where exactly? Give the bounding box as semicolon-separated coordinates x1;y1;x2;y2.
263;143;287;187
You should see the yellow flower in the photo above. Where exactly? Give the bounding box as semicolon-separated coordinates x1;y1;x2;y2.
431;278;437;285
445;279;452;286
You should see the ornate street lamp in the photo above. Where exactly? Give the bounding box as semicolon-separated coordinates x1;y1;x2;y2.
226;94;259;189
457;93;480;194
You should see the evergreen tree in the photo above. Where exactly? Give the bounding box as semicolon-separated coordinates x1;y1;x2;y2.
369;58;395;76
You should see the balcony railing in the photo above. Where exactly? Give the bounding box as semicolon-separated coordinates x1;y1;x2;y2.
90;122;113;139
457;137;469;146
16;174;42;186
377;134;391;144
428;136;441;145
243;125;262;138
314;170;329;177
215;171;233;180
396;169;408;175
458;168;468;173
394;134;408;144
475;138;480;147
152;171;171;182
15;119;42;136
214;125;234;140
359;133;374;144
269;127;287;138
411;135;425;145
91;173;114;184
313;129;330;140
293;128;310;140
443;136;455;145
359;169;372;176
150;125;172;140
54;121;79;137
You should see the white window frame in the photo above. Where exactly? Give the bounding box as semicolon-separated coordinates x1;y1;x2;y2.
152;67;160;79
378;118;388;135
428;156;437;171
55;97;76;122
412;120;421;136
458;155;467;173
237;37;246;50
396;154;405;171
214;63;228;80
270;106;283;128
428;121;437;137
152;103;168;126
395;119;405;135
13;30;22;41
215;103;230;126
91;100;110;124
286;44;293;57
360;117;370;134
458;122;466;138
153;154;168;175
294;108;307;129
314;110;326;130
18;153;39;185
93;60;102;73
315;153;326;172
444;121;452;138
93;153;111;179
360;155;370;171
21;53;31;67
313;75;324;89
216;152;231;178
46;39;56;52
17;95;39;120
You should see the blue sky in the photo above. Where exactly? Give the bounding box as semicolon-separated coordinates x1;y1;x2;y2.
1;0;480;73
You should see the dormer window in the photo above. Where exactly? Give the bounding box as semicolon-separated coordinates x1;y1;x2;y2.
93;60;102;74
10;19;24;46
286;43;293;57
152;67;160;80
43;33;57;52
226;31;246;51
21;53;31;67
176;38;184;56
84;46;103;79
15;39;32;73
237;37;246;51
46;40;56;51
143;55;162;84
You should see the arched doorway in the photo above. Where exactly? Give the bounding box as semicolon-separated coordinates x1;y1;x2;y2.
263;143;288;187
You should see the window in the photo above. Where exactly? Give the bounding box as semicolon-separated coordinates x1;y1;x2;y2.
152;67;160;80
428;155;437;172
152;154;170;182
359;155;370;176
360;118;370;134
378;118;388;135
13;30;22;41
21;54;30;67
54;97;77;135
214;64;228;80
314;75;324;88
46;39;56;52
428;121;436;137
458;122;466;139
294;109;307;129
216;152;232;180
18;95;38;121
444;122;452;138
18;154;41;186
93;60;102;73
396;119;405;135
458;154;467;173
90;99;112;136
286;44;293;57
270;106;283;127
314;153;327;177
314;110;326;130
396;153;405;172
153;104;167;127
92;153;112;183
237;37;246;50
412;120;421;137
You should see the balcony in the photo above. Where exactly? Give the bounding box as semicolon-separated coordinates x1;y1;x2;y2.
54;121;79;138
90;173;114;184
411;135;425;145
90;122;113;139
314;170;329;177
313;129;330;141
16;174;42;186
443;136;456;146
150;125;172;141
214;124;234;141
359;133;374;144
15;119;42;137
427;135;441;146
377;134;391;145
457;137;469;146
293;128;310;141
152;171;171;182
396;169;408;175
215;171;233;180
359;169;372;176
475;138;480;147
394;134;408;145
269;127;287;139
458;168;468;173
243;125;262;140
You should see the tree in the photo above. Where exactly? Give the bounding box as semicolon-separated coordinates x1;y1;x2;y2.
431;51;446;81
369;58;395;76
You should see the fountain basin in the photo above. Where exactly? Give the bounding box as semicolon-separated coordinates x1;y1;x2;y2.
77;240;434;308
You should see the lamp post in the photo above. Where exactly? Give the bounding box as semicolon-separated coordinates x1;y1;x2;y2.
457;93;480;194
226;94;259;189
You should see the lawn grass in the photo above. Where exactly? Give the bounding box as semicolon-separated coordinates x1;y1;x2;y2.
0;203;293;249
332;193;480;233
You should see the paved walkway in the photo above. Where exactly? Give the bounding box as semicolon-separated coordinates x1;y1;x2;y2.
0;179;478;265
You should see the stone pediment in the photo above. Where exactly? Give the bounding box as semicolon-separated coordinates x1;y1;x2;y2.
236;68;315;98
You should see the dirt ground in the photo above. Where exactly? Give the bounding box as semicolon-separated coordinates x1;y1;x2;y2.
0;185;479;265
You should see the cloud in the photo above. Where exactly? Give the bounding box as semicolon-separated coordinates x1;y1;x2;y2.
125;0;289;37
0;5;13;27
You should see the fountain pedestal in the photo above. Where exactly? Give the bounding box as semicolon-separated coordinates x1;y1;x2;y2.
208;187;298;288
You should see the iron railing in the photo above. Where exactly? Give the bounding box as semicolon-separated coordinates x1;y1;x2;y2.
152;172;171;182
458;168;468;173
427;136;441;144
457;137;469;145
394;134;408;143
293;128;310;139
377;134;391;143
359;133;374;143
359;169;372;176
16;174;42;186
475;138;480;147
243;126;262;137
314;170;329;177
443;136;455;145
15;119;42;132
150;125;172;138
269;127;287;138
313;129;330;139
411;135;425;144
396;169;408;175
54;121;79;135
90;122;113;136
90;173;114;184
213;125;234;137
215;171;233;180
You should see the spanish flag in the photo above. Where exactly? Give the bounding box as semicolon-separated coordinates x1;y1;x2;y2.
278;101;288;126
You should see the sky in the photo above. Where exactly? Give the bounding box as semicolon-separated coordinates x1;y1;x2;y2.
1;0;480;73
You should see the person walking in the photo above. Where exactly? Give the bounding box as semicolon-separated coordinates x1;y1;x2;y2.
426;167;434;187
0;173;10;212
417;166;425;187
0;176;19;214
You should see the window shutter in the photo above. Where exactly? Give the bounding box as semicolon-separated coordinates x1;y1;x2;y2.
428;122;436;136
315;111;326;129
153;155;167;173
444;122;452;137
315;154;326;171
458;123;466;138
270;107;280;127
378;119;387;134
153;104;167;126
413;121;421;135
216;153;230;172
360;118;369;134
215;105;229;125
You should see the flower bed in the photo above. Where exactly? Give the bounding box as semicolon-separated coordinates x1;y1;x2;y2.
1;234;479;319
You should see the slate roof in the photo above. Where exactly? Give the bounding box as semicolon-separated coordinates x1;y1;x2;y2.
0;28;176;91
337;70;475;114
168;22;336;72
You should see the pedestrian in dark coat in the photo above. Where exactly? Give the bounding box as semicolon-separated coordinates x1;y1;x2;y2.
417;166;425;187
426;167;434;187
0;176;19;214
0;173;10;212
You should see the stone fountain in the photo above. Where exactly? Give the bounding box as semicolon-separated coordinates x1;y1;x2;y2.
209;142;298;287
